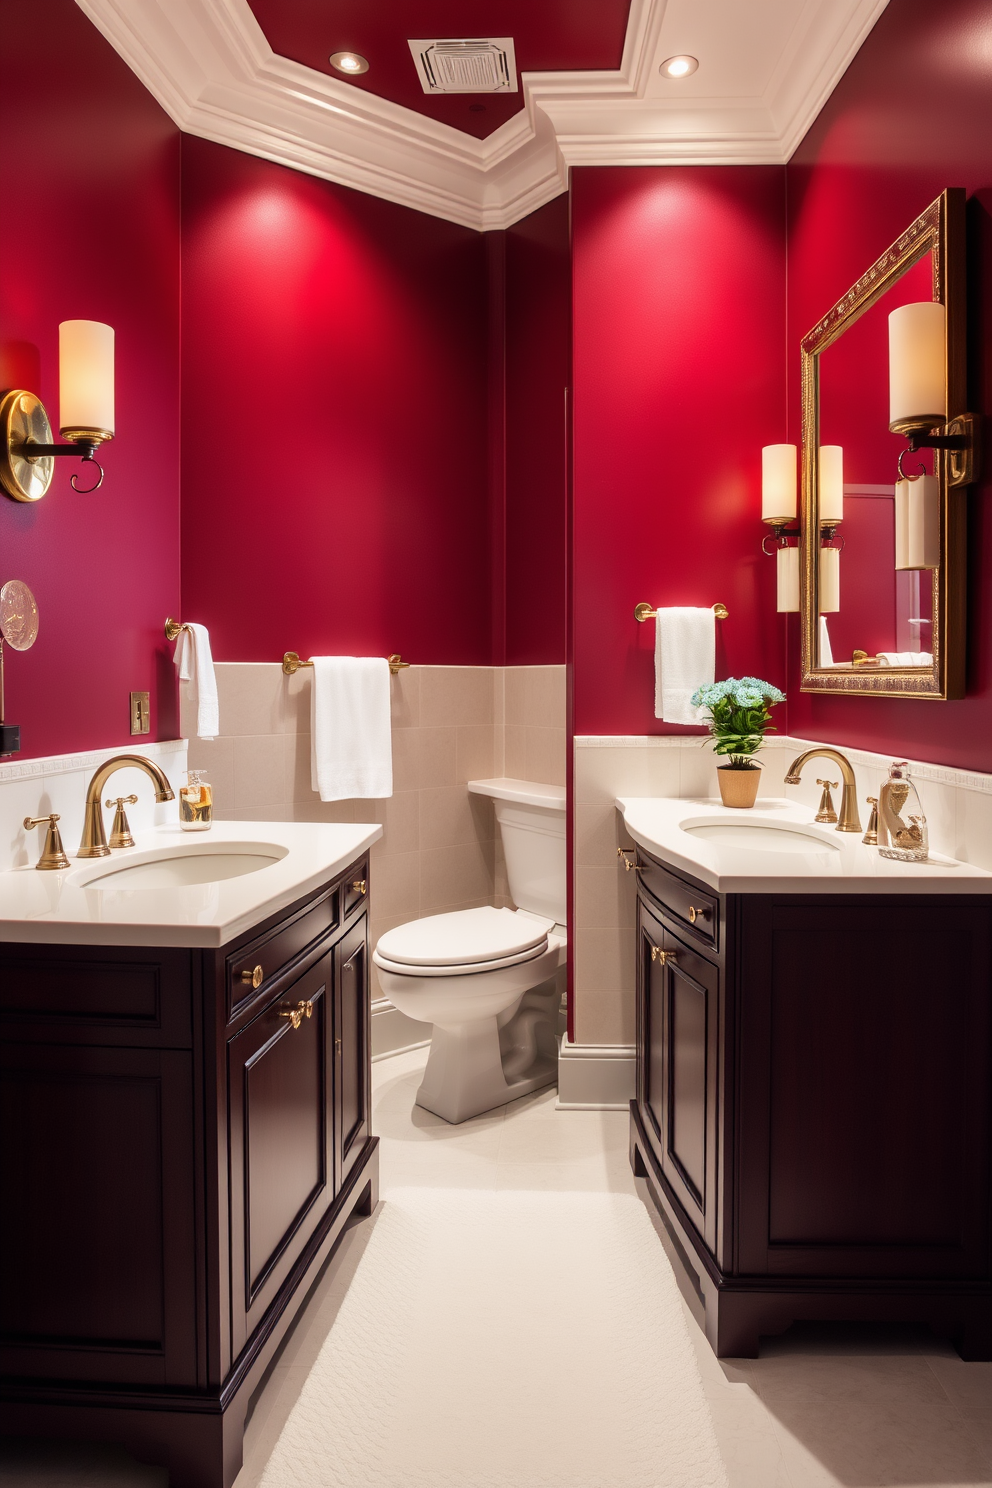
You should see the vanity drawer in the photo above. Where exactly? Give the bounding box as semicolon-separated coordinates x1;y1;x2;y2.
636;853;719;949
228;885;339;1018
343;860;369;918
0;945;193;1048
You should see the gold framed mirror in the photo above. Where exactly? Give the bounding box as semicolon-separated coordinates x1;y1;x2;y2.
800;188;970;699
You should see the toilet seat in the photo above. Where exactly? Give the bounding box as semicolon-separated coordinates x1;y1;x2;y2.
375;906;553;971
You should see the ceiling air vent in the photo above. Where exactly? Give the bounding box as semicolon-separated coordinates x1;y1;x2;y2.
408;38;518;95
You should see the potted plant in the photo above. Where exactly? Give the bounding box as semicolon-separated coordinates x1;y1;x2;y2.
690;677;786;809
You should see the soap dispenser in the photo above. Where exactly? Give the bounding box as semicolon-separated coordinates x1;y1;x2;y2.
179;769;213;831
878;761;927;861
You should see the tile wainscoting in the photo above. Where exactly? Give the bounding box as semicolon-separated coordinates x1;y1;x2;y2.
185;664;565;1058
572;733;992;1104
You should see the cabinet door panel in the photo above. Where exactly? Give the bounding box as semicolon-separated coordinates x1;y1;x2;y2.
335;918;370;1191
669;967;707;1205
0;1043;197;1386
228;951;334;1357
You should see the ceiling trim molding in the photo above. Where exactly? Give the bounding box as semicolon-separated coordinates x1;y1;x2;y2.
76;0;888;231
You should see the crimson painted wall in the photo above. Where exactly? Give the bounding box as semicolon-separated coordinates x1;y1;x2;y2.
0;0;180;759
180;137;492;666
570;167;787;736
786;0;992;771
504;196;570;665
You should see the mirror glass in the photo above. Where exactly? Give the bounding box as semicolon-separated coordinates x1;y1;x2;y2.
800;189;966;700
815;253;935;672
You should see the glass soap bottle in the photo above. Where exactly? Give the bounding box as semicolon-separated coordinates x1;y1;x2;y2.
877;760;928;861
179;769;213;832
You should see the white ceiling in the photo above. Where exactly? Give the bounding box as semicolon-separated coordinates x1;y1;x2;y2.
76;0;889;231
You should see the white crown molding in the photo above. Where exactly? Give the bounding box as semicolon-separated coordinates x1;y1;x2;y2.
76;0;888;231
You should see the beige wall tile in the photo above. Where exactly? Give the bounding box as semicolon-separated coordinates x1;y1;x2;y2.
372;848;421;920
390;667;420;730
958;788;992;872
420;667;495;727
369;790;421;857
233;734;295;809
391;727;420;795
575;863;636;930
503;725;528;778
291;799;358;823
572;925;636;1045
504;666;566;729
421;840;494;913
186;735;236;809
575;799;628;869
524;726;566;785
574;743;679;806
416;727;458;789
420;786;493;852
455;725;496;783
210;663;300;738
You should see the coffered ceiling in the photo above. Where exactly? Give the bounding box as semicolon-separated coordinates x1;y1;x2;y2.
77;0;889;231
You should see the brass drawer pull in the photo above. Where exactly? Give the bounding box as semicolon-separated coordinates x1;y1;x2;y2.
650;946;677;966
240;964;263;989
688;905;710;924
617;849;642;873
350;878;367;895
279;999;313;1031
334;1036;342;1054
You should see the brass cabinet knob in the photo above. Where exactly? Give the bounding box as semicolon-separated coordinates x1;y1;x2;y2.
240;964;263;989
279;999;313;1031
351;878;367;895
688;905;709;924
617;848;642;873
650;946;677;966
334;1036;342;1054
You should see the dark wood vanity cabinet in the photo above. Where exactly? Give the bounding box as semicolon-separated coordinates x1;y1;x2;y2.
0;855;378;1488
630;846;992;1359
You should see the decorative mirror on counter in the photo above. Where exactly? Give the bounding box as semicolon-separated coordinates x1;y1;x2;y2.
800;188;976;698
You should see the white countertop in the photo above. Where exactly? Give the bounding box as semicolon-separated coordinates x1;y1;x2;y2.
0;820;382;947
617;796;992;895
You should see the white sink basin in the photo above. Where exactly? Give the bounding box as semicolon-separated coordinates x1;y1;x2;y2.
680;819;840;854
75;841;289;890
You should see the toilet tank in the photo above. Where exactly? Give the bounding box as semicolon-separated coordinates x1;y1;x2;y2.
467;779;566;926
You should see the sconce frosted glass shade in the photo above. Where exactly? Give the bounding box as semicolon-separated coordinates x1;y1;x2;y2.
59;320;114;438
888;302;946;429
776;545;799;613
818;444;843;524
895;475;940;571
819;545;840;613
761;444;796;522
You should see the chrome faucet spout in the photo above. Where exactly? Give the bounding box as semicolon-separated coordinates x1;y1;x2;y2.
784;747;861;833
78;753;175;858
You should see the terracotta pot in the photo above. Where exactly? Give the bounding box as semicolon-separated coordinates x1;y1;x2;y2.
717;766;761;809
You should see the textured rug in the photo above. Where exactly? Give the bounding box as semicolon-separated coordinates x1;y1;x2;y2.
260;1188;728;1488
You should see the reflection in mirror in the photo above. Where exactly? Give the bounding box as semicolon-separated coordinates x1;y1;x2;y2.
800;189;968;700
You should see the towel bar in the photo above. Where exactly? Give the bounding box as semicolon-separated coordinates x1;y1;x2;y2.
634;602;729;623
164;617;190;640
283;652;411;677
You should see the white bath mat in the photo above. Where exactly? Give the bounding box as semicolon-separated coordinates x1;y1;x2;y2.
260;1188;728;1488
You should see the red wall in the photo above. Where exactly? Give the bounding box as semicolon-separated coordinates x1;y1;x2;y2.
504;196;571;665
570;167;787;736
0;0;180;759
180;137;492;666
786;0;992;770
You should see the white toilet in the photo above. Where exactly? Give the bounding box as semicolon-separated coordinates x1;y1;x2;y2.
373;778;566;1124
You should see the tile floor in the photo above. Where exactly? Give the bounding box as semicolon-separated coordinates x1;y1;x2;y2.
3;1046;991;1488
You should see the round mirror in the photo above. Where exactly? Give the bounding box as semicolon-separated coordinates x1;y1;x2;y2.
0;579;39;650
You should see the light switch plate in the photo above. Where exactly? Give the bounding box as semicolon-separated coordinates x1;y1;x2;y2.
130;691;150;736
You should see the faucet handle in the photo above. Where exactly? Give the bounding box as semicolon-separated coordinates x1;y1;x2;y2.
815;779;839;824
104;794;139;850
23;813;71;871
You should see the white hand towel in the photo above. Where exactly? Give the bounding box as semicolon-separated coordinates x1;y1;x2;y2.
654;608;714;725
310;656;393;802
173;622;219;740
818;615;834;667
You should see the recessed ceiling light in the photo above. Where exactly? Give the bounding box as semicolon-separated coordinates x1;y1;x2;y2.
660;54;698;79
329;51;369;76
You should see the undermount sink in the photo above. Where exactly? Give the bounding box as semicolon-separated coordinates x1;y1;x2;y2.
75;841;289;890
680;819;840;854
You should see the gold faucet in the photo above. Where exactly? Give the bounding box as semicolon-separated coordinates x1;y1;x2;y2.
78;754;175;858
785;747;861;833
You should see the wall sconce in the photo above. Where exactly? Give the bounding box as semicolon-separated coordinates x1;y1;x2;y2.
819;545;840;613
895;459;940;571
0;320;114;502
761;444;800;611
888;302;978;485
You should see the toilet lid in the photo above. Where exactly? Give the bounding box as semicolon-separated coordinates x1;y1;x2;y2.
376;907;554;968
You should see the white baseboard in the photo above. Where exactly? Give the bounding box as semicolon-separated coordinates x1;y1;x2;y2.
556;1034;635;1110
371;999;432;1063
